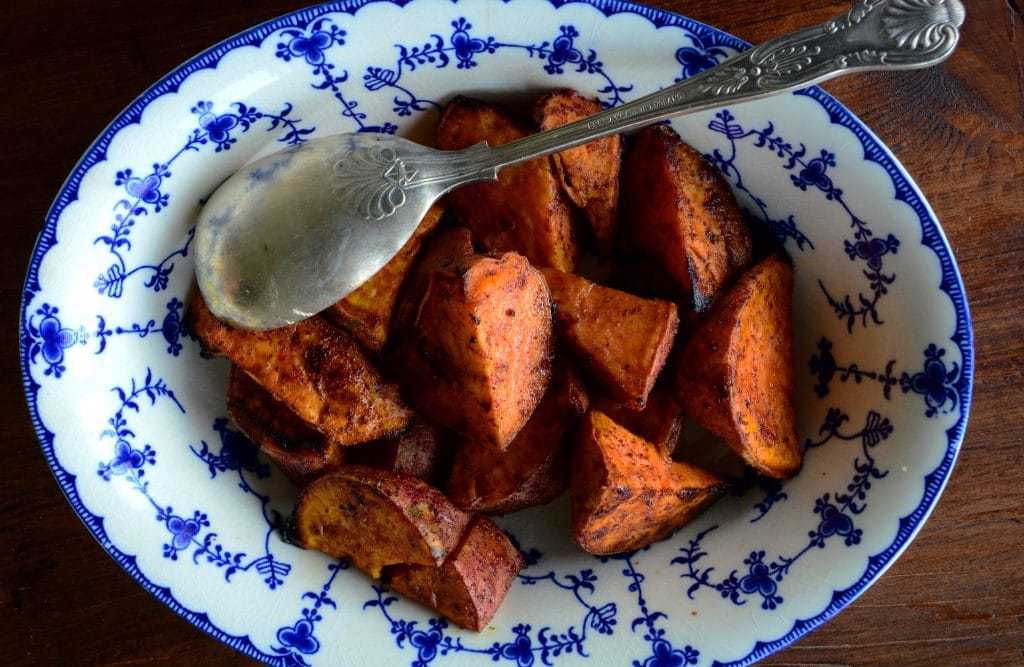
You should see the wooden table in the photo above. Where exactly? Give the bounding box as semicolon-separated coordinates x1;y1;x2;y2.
4;1;1021;664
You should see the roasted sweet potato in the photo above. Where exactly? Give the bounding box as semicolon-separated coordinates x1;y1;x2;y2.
620;124;753;312
447;360;588;514
291;465;471;579
534;89;621;253
188;294;413;445
571;410;727;555
386;515;525;631
592;389;683;460
675;252;800;479
392;226;477;338
226;366;343;484
323;205;445;352
437;96;578;271
540;267;678;410
347;419;453;486
409;252;553;448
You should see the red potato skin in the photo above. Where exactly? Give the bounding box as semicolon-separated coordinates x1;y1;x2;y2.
675;252;800;479
291;465;471;579
188;294;413;445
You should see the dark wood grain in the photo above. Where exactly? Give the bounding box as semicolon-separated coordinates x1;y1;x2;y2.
3;1;1022;665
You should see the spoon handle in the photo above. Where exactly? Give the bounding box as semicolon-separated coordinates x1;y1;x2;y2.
476;0;964;171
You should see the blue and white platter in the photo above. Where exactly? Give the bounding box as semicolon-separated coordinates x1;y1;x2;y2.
21;0;973;664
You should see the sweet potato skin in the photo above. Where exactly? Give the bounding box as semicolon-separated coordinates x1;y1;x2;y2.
226;366;343;485
620;124;752;312
347;419;453;486
571;410;727;555
541;267;678;410
386;515;525;631
437;96;578;271
291;465;471;579
534;89;621;253
447;360;588;514
675;252;800;479
188;294;413;445
591;389;683;460
410;252;553;448
324;205;445;352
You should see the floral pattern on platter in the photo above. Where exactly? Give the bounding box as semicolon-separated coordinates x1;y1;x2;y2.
20;2;972;666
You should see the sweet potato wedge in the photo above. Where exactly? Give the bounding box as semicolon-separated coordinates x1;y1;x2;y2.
447;360;588;514
409;252;553;448
675;252;800;479
571;410;727;555
324;204;445;352
188;294;413;445
437;96;578;271
226;366;343;484
347;419;453;486
290;465;471;579
386;515;525;631
392;226;477;339
620;124;752;312
591;389;683;460
534;89;621;253
540;267;678;410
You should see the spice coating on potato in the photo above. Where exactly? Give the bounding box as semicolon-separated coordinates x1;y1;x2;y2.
540;267;678;410
291;465;471;579
392;226;477;339
226;366;344;485
411;252;553;449
386;515;525;631
437;96;578;271
675;252;800;479
534;89;621;253
347;419;453;486
324;205;445;353
447;360;588;514
591;389;683;460
571;410;727;555
620;124;753;312
188;295;413;445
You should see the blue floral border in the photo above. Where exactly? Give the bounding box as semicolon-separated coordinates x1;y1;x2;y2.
20;0;974;665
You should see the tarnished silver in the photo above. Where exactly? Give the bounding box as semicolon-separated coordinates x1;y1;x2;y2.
195;0;964;330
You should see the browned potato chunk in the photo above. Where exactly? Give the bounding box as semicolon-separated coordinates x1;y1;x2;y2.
447;360;588;514
540;267;678;410
291;465;471;579
324;205;445;352
386;515;525;631
392;226;477;339
408;252;553;448
347;419;453;486
620;124;753;312
571;410;727;555
675;252;800;479
534;89;621;253
226;366;343;485
437;96;578;271
188;295;413;445
591;389;683;460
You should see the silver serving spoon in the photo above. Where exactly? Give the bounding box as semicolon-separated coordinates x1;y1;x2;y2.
195;0;964;330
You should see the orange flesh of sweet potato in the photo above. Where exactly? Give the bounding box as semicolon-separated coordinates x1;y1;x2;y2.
534;89;621;253
346;419;453;486
447;359;588;514
412;252;553;448
620;124;753;312
675;252;800;479
392;226;477;339
591;389;683;460
386;515;525;631
323;205;445;352
437;96;578;271
188;295;413;445
291;465;471;579
540;267;678;410
570;410;727;555
226;366;343;485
